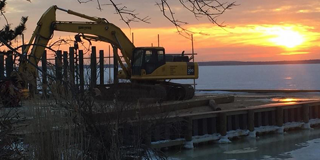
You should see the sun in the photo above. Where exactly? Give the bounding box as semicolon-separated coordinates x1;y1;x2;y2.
268;28;305;48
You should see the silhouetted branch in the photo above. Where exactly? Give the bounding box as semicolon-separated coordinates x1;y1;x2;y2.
156;0;192;38
1;0;28;44
102;0;150;28
157;0;237;37
0;15;28;47
80;0;236;38
178;0;237;27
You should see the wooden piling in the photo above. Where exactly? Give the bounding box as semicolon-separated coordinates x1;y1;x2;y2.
241;114;248;130
208;117;217;134
271;110;276;125
297;108;302;122
63;51;68;81
193;119;199;136
202;118;208;135
79;50;84;93
42;50;47;98
63;51;68;96
227;116;232;131
6;51;13;77
289;109;295;122
197;119;203;135
0;53;4;79
248;110;255;132
276;107;284;127
184;117;193;142
56;50;63;83
69;47;74;84
315;106;319;119
302;105;309;123
318;106;320;119
234;115;240;130
263;112;269;126
99;50;104;85
55;50;63;96
212;117;217;133
26;49;37;97
257;112;262;127
219;113;227;136
113;46;118;84
284;109;289;123
91;46;97;88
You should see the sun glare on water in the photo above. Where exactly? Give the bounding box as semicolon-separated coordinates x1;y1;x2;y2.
267;27;305;48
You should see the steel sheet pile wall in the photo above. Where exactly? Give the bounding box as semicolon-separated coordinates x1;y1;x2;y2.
150;101;320;149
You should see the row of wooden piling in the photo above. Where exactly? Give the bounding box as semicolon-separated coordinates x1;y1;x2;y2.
0;46;116;96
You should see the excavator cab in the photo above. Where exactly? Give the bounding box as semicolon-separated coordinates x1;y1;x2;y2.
132;47;165;75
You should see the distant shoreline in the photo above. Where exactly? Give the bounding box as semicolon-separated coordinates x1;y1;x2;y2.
197;59;320;66
80;59;320;68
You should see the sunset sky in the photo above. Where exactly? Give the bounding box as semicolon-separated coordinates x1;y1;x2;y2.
2;0;320;61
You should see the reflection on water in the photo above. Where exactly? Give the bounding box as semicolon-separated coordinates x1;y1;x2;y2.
166;128;320;160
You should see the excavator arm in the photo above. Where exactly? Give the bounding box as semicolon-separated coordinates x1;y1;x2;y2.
20;5;135;79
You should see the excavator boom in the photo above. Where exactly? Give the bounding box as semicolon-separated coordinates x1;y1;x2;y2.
21;5;134;79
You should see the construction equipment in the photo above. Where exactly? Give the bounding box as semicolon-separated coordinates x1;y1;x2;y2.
1;5;198;105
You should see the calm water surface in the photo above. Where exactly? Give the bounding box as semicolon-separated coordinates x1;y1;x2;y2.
81;63;320;90
166;128;320;160
175;64;320;90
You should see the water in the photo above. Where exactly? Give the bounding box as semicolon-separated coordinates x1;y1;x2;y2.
166;128;320;160
174;64;320;90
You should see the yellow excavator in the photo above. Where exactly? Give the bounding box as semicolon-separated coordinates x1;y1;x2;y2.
2;5;198;105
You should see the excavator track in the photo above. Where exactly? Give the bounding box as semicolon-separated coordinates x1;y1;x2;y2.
95;83;167;102
163;82;194;100
95;82;195;102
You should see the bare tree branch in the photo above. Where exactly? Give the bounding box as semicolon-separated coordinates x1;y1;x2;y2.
79;0;236;38
178;0;237;27
0;15;28;47
157;0;237;37
102;0;150;28
156;0;193;38
77;0;92;4
1;10;8;24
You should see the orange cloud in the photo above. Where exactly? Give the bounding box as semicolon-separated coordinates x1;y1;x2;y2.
280;52;309;55
272;6;292;12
